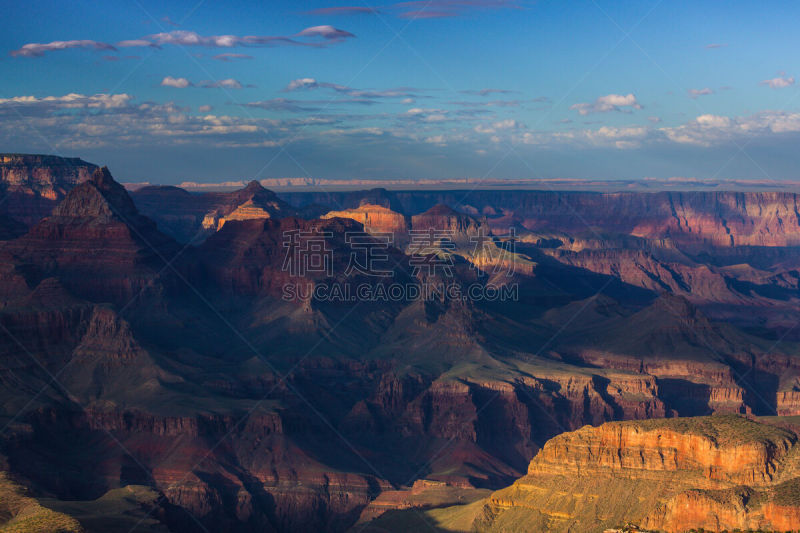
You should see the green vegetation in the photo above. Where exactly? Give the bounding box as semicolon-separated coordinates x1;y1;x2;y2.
770;477;800;506
0;472;83;533
616;414;795;446
40;486;169;533
355;499;487;533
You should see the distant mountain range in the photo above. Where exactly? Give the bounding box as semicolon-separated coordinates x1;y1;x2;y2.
143;175;800;193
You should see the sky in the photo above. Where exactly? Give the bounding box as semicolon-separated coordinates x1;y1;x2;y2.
2;0;800;183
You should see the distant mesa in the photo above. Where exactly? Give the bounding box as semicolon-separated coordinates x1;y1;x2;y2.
132;179;296;243
322;203;410;246
411;203;488;244
200;179;296;232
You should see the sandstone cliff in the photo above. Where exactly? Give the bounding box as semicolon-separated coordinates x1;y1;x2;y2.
475;415;800;533
322;204;410;247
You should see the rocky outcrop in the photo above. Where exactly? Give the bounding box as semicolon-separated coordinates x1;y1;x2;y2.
322;204;409;246
0;166;178;304
132;181;295;243
278;189;800;247
642;484;800;532
778;389;800;415
200;180;295;232
411;204;487;245
0;470;84;532
476;415;800;533
0;154;97;225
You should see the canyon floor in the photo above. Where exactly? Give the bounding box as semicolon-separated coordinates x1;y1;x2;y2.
2;155;800;532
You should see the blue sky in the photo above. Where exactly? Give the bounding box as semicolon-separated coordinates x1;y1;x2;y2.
2;0;800;183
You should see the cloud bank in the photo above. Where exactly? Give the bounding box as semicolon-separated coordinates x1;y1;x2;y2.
570;93;642;115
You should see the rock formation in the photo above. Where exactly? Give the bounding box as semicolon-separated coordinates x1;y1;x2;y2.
475;415;800;532
0;154;97;225
2;157;800;532
132;180;295;243
322;204;410;247
0;166;178;305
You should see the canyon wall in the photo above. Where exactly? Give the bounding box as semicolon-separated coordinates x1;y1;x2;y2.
476;415;800;533
0;154;97;225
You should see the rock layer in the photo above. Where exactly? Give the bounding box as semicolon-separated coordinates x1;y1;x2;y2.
476;415;800;533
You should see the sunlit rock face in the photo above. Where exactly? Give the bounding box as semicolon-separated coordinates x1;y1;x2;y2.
132;180;296;243
322;204;410;246
477;415;800;533
0;154;97;225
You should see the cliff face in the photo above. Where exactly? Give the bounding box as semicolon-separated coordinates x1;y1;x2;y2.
279;189;800;246
131;181;295;243
476;415;800;533
322;204;410;246
410;204;487;245
0;167;178;305
200;180;296;232
0;154;97;225
6;161;800;532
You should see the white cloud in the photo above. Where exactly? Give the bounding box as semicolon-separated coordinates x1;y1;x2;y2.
493;119;521;130
322;127;384;136
658;112;800;146
148;31;242;47
286;78;320;91
161;76;192;88
199;78;244;89
162;77;247;89
474;119;522;134
688;87;714;98
212;53;253;61
12;26;355;58
0;93;132;109
695;114;731;127
10;40;116;57
403;108;449;122
283;78;418;102
570;93;641;115
117;39;159;48
296;25;355;41
760;76;795;89
148;27;354;48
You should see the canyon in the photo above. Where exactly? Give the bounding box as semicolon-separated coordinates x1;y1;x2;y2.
1;155;800;532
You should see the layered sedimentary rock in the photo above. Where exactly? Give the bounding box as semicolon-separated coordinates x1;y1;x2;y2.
322;204;410;246
3;158;800;532
0;166;178;304
278;189;800;246
410;204;487;245
131;181;294;243
0;154;97;225
199;180;295;231
475;415;800;533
